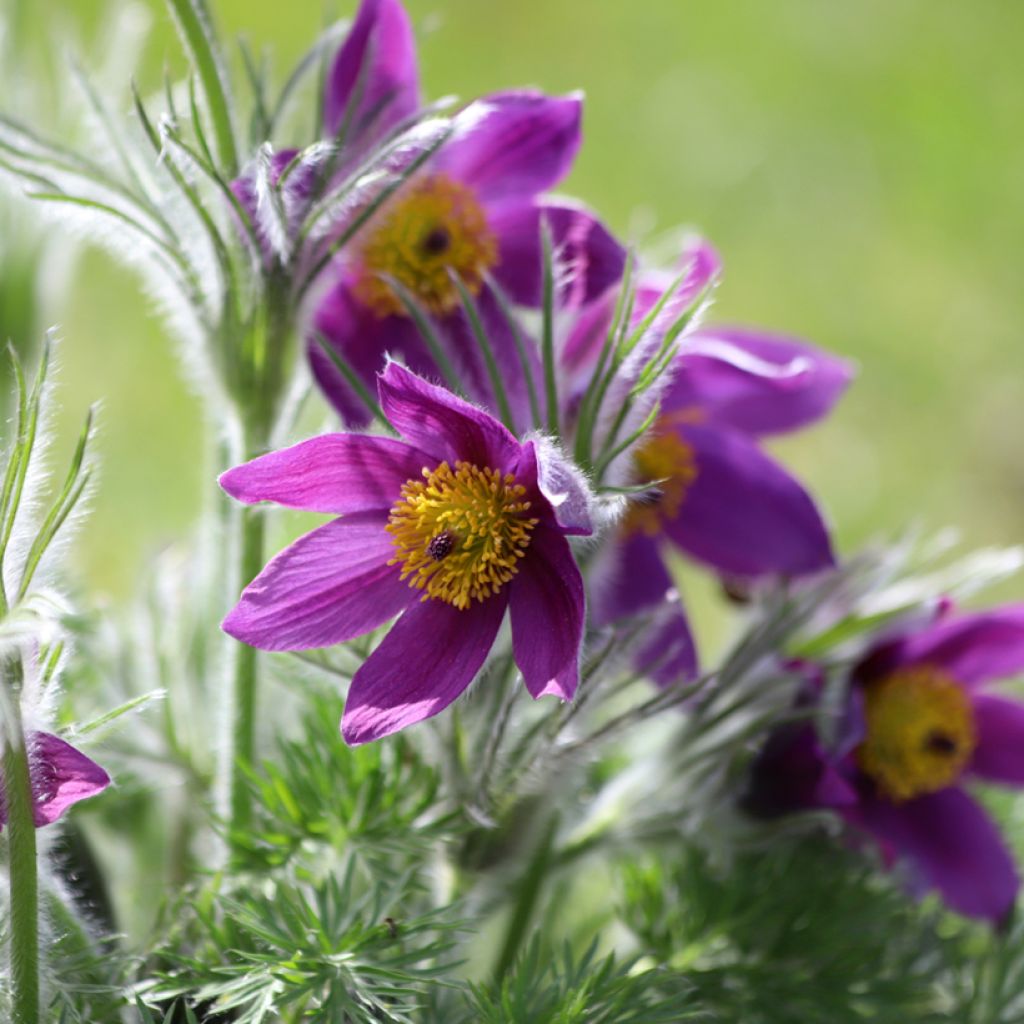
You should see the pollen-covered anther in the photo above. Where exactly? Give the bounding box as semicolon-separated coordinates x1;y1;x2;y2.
857;666;977;803
622;430;698;537
353;174;498;318
386;461;539;609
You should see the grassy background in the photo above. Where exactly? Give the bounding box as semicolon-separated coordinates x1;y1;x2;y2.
8;0;1024;597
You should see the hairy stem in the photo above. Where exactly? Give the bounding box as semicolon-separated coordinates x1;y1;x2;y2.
2;663;40;1024
224;503;265;855
493;811;559;981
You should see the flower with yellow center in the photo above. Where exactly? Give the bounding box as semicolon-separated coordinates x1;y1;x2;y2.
857;666;977;803
353;174;498;318
386;460;539;610
622;430;699;537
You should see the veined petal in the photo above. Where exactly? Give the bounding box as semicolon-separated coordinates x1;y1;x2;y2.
437;90;582;203
488;200;626;309
222;513;412;651
342;591;507;744
219;435;434;514
663;424;835;578
311;276;436;426
969;693;1024;785
323;0;419;145
378;360;521;468
509;526;585;700
867;606;1024;688
669;328;854;437
858;787;1019;923
26;733;110;828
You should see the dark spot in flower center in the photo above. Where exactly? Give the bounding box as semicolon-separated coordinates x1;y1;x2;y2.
427;531;456;561
421;226;451;256
924;730;958;756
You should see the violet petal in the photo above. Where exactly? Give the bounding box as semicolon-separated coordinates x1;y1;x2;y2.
342;591;507;744
222;513;412;651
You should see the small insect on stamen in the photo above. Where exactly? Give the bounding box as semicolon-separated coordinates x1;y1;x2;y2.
427;531;456;561
924;730;958;756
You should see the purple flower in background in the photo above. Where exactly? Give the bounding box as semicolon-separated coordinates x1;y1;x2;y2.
586;245;852;685
231;0;420;257
749;606;1024;922
0;732;110;830
221;362;591;745
310;89;625;432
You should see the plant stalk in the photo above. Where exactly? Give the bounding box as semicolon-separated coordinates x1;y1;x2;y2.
224;501;266;854
2;662;40;1024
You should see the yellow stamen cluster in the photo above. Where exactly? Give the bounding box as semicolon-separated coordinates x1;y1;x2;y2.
858;666;976;803
353;174;498;318
622;430;698;537
386;461;538;609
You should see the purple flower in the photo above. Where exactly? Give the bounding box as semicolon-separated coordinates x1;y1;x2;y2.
586;245;852;685
750;606;1024;922
220;362;591;745
231;0;420;258
310;89;625;432
0;732;110;829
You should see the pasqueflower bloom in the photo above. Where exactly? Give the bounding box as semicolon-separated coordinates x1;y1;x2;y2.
231;0;420;242
221;362;591;744
748;606;1024;922
310;88;625;432
586;247;851;684
0;732;110;829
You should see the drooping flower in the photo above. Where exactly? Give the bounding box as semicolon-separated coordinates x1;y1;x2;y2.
0;732;110;830
584;244;852;684
220;362;591;745
231;0;421;260
310;89;625;432
747;606;1024;922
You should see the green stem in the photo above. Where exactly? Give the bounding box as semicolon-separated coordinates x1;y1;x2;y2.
2;665;40;1024
225;503;266;854
492;811;559;981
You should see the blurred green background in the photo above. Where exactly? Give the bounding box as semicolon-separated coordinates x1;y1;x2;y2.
5;0;1023;598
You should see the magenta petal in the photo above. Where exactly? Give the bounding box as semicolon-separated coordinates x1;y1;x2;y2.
219;434;433;514
664;425;835;578
874;606;1024;688
509;526;584;700
437;90;582;203
311;277;436;426
342;592;507;744
222;513;412;651
488;200;626;310
858;788;1019;922
323;0;419;145
378;361;521;468
29;733;110;827
669;328;854;437
592;531;675;626
969;693;1024;785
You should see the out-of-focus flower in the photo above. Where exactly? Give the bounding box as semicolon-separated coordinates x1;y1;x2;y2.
0;732;110;829
310;89;625;431
220;362;591;744
747;606;1024;922
585;245;851;684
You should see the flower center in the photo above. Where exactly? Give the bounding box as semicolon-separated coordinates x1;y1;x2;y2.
857;666;976;803
622;430;698;537
386;461;539;609
353;174;498;318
